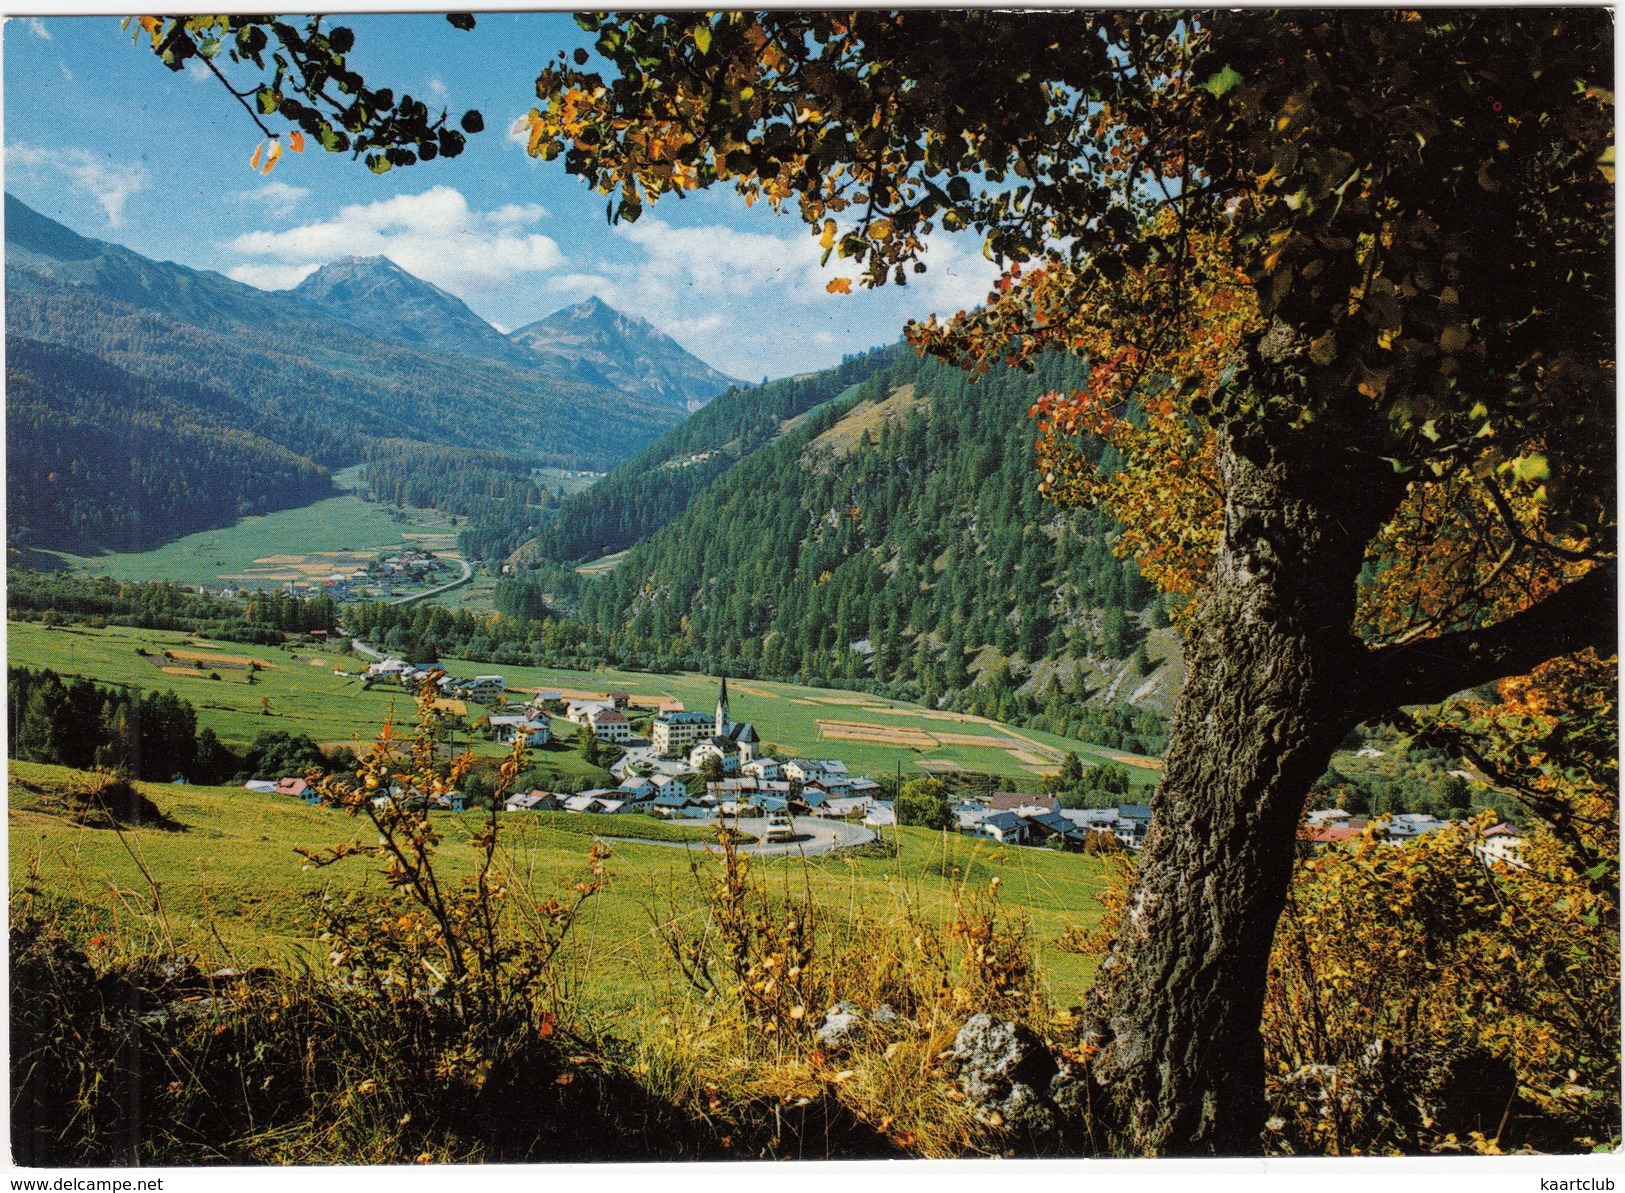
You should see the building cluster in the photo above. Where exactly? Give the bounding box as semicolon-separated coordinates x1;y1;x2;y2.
651;677;759;766
563;695;634;742
950;793;1154;852
1300;807;1527;865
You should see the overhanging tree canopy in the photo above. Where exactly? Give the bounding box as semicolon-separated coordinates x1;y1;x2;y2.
142;8;1614;1156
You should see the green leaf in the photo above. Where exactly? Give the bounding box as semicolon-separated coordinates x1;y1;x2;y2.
1200;65;1244;97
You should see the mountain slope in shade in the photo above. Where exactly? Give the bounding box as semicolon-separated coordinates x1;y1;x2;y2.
509;296;744;413
4;194;684;473
291;255;538;368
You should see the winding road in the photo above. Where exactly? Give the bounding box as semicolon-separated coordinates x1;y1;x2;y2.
606;816;875;858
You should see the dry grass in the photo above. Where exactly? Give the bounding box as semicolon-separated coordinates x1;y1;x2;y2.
804;384;929;461
1105;754;1164;771
931;731;1022;749
170;649;276;668
818;720;940;749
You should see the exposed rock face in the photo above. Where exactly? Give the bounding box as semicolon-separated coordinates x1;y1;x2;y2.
293;256;538;368
508;296;743;413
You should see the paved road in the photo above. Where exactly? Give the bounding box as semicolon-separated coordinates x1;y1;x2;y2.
605;816;875;858
387;557;473;606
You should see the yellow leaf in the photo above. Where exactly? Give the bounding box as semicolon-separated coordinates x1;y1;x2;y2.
1308;331;1338;366
819;219;837;251
826;277;853;295
1439;324;1470;353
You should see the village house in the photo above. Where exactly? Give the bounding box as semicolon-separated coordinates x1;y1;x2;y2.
505;791;560;812
1306;808;1353;827
568;698;617;725
274;777;316;802
783;758;849;785
1300;823;1362;851
1385;812;1447;840
487;715;552;747
977;811;1034;846
863;801;897;828
1114;804;1153;849
652;709;713;755
1475;822;1528;869
990;792;1060;816
690;736;742;774
1024;811;1093;851
590;707;633;742
463;675;506;703
811;795;871;819
740;758;784;781
617;776;657;801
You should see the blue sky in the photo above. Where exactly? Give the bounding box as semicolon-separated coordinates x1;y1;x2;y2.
4;13;1002;380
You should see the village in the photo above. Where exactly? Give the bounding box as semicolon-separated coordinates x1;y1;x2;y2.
246;652;1529;864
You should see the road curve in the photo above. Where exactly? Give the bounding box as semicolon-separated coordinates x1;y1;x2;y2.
388;557;473;606
603;816;875;858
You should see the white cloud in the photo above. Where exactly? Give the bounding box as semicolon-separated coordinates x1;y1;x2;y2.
224;185;567;298
225;262;320;291
25;18;52;40
58;61;73;82
427;76;448;100
7;143;148;227
185;59;212;83
907;231;1002;318
236;181;310;218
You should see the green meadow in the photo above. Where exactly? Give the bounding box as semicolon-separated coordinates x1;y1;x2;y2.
8;761;1111;1009
44;480;459;588
8;622;1159;787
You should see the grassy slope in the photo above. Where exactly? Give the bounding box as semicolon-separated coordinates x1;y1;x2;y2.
9;761;1111;1009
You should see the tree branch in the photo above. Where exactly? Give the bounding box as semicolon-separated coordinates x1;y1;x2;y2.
1354;564;1617;719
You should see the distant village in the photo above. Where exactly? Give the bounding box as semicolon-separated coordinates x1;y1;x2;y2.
249;655;1527;864
203;549;451;602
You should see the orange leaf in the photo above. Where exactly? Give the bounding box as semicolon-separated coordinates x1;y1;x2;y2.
249;143;263;170
826;277;853;295
289;130;305;153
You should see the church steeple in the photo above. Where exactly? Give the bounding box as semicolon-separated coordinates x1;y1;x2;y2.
716;676;731;737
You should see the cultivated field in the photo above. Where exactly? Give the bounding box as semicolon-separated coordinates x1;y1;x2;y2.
48;483;460;588
7;623;1161;790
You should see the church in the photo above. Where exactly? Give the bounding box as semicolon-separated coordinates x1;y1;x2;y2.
687;677;761;771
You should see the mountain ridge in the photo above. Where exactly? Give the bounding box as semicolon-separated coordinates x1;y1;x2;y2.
291;255;541;369
509;295;744;413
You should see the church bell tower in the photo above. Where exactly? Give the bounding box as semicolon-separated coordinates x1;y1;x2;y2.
715;676;731;737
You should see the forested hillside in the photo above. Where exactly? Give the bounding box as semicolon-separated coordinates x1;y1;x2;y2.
359;439;562;563
531;343;906;564
6;338;334;553
495;350;1177;749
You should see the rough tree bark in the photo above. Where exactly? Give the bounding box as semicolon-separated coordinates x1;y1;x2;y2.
1085;340;1618;1157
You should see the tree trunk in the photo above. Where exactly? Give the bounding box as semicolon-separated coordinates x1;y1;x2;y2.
1087;412;1402;1155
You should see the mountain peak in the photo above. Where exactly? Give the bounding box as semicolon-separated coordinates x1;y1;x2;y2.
508;298;740;413
292;256;534;366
